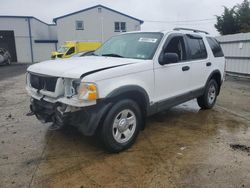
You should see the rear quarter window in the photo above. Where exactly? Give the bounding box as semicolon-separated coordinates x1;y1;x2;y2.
206;37;224;57
186;35;207;60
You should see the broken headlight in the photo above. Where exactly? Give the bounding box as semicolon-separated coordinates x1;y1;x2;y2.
73;80;98;101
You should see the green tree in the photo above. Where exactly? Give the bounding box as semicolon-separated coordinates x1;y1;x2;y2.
215;0;250;35
215;6;240;35
237;0;250;32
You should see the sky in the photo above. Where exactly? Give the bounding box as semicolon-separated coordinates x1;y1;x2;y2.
0;0;244;36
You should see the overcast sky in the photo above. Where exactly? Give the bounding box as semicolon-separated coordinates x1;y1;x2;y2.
1;0;244;35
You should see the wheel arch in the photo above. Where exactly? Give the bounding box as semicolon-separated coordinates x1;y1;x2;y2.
106;85;150;114
98;85;151;130
206;70;222;95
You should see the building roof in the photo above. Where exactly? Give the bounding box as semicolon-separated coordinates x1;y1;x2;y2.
216;32;250;43
0;15;55;26
53;4;144;24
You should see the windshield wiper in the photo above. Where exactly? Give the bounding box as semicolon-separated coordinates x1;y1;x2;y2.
101;53;124;58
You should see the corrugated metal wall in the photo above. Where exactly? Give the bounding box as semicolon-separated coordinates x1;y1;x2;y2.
216;33;250;75
225;58;250;75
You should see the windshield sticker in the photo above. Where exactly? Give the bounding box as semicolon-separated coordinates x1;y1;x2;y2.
138;38;158;43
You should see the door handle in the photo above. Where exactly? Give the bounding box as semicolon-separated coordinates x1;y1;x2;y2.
206;62;212;67
182;66;190;71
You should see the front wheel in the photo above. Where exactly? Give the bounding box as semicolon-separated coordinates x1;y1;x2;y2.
100;99;142;153
197;79;219;109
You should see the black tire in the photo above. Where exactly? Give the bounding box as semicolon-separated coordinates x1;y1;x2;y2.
100;99;142;153
197;79;219;109
5;58;11;65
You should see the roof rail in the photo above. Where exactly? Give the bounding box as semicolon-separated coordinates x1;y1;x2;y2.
173;27;209;35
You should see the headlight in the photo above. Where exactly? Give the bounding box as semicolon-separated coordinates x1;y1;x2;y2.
75;82;98;101
26;73;30;85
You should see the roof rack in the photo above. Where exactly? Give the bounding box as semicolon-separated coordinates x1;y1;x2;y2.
173;27;209;35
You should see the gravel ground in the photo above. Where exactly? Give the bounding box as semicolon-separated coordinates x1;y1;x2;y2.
0;64;249;188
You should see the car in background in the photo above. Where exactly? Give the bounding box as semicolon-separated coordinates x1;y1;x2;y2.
51;41;101;59
0;48;11;65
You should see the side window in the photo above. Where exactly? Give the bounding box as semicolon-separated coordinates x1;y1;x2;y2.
66;47;75;55
76;20;84;30
114;22;126;32
206;37;224;57
164;36;187;62
186;35;207;60
121;22;126;31
114;22;120;32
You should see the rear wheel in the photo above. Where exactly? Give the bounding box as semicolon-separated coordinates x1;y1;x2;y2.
197;79;218;109
100;99;142;153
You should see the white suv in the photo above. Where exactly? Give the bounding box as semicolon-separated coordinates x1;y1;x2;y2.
26;28;225;152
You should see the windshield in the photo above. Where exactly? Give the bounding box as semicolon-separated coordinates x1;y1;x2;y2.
94;32;163;60
57;46;69;53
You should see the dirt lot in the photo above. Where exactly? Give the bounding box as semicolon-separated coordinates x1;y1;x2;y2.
0;64;249;188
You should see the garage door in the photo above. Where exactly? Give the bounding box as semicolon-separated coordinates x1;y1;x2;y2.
0;30;17;62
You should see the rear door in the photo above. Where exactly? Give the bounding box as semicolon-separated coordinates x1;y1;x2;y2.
184;34;209;91
205;37;225;78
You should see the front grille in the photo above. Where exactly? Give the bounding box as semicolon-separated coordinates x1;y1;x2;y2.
30;74;58;92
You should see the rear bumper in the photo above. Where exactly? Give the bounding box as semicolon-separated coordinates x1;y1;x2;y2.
30;98;111;136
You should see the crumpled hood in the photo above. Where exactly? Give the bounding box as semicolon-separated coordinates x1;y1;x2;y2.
27;56;139;78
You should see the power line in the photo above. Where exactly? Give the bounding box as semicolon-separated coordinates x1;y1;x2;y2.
144;18;216;24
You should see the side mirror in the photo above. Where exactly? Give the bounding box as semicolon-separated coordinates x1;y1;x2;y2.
159;53;179;65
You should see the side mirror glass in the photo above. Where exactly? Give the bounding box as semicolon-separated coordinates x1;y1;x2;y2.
159;53;179;65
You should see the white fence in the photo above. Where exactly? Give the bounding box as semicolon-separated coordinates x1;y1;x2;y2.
216;33;250;75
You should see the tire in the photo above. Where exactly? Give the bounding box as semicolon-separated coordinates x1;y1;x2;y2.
5;58;11;65
197;79;219;109
100;99;142;153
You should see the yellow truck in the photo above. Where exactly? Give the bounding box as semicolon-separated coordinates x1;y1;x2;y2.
51;41;102;59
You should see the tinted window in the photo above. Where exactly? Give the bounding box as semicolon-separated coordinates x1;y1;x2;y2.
66;47;75;55
206;37;224;57
186;35;207;60
164;36;187;61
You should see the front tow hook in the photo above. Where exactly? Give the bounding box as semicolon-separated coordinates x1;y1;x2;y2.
26;105;35;116
26;111;35;116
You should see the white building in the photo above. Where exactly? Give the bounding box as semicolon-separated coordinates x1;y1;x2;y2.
216;33;250;76
54;5;143;46
0;16;57;62
0;5;143;63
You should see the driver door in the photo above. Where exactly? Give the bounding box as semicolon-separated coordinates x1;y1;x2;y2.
153;33;192;105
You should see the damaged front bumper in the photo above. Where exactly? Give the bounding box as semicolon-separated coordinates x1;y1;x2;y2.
30;98;111;136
